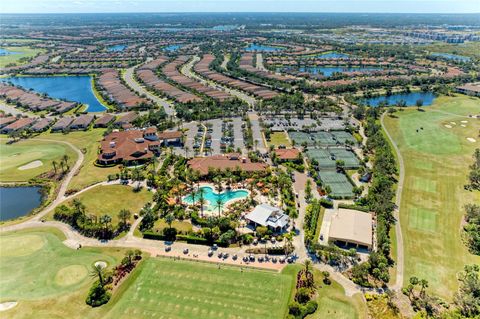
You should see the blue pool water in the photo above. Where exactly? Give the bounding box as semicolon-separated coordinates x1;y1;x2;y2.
245;43;285;52
163;44;183;52
316;52;350;59
107;44;127;52
0;76;107;112
298;66;383;77
430;53;471;62
362;92;436;107
183;186;248;211
0;48;21;55
0;186;42;221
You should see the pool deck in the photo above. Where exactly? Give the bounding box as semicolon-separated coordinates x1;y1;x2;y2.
182;183;250;213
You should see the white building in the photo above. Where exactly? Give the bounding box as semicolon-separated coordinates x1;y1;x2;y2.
245;204;290;232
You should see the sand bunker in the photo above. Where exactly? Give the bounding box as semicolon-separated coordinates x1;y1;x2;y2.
0;301;17;312
450;122;456;125
467;138;476;143
94;261;107;269
444;125;452;129
18;160;43;170
461;124;466;127
461;120;468;123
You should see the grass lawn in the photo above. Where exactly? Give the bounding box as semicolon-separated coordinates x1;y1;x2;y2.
0;46;44;68
0;139;77;182
153;218;193;233
0;228;127;319
103;257;295;319
37;129;119;191
305;269;367;319
268;131;292;148
383;94;480;300
60;185;153;225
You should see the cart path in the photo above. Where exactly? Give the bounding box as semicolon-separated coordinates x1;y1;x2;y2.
381;112;405;291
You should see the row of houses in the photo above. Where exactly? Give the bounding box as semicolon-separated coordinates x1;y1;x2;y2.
239;53;294;83
0;83;77;114
194;54;279;100
0;114;98;134
162;56;234;101
136;57;201;103
97;69;152;109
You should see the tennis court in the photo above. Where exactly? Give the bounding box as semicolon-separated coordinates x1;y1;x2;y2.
331;131;356;144
318;170;354;198
306;148;336;169
330;148;360;168
289;131;355;147
288;131;313;146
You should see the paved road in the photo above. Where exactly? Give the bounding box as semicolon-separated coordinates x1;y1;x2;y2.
256;53;267;71
123;65;176;117
381;112;405;291
247;112;267;152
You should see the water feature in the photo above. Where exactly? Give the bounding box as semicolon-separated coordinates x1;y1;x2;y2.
0;186;43;221
362;92;436;107
316;52;350;59
163;44;183;52
212;25;238;31
0;76;107;112
183;186;248;211
298;66;383;77
107;44;127;52
0;48;21;56
430;53;471;62
245;43;285;52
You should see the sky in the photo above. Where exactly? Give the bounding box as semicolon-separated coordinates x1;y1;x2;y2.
1;0;478;14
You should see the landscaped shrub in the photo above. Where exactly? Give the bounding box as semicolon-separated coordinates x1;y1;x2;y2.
142;231;166;240
85;281;111;307
319;198;333;208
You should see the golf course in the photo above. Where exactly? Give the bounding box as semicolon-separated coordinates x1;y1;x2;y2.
0;139;77;182
383;95;480;299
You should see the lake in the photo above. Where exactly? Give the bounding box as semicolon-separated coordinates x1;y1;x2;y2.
245;43;285;52
298;66;383;76
0;186;43;221
107;44;127;52
0;48;21;56
316;52;350;59
362;92;437;107
430;53;471;62
0;76;107;112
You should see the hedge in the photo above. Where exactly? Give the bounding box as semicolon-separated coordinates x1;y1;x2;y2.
338;203;370;213
142;231;166;240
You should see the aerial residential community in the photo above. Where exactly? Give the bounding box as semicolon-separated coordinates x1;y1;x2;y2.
0;3;479;319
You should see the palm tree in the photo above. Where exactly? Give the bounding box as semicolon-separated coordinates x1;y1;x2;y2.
165;213;174;229
90;264;106;286
52;160;58;175
215;198;223;218
72;199;86;217
100;214;112;238
198;188;206;217
118;209;131;226
62;154;70;171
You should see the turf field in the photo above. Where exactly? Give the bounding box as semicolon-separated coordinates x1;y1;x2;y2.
0;139;77;182
383;95;480;299
0;228;126;318
268;131;292;147
0;46;44;68
104;257;295;319
61;185;153;225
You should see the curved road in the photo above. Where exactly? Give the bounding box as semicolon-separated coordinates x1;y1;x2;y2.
123;65;176;116
380;112;405;291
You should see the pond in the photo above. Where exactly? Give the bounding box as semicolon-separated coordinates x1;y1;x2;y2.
297;66;383;77
0;48;21;56
107;44;127;52
0;186;43;221
245;43;285;52
163;44;183;52
0;76;107;112
183;186;248;212
362;92;437;107
316;52;350;59
430;53;471;62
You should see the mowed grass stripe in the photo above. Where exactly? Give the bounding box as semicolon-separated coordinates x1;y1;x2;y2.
106;258;293;319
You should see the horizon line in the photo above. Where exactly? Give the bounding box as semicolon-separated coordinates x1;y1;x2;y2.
1;11;479;15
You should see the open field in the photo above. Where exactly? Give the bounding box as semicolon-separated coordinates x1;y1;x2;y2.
0;46;44;68
0;228;126;319
59;185;153;225
0;139;77;182
104;257;295;319
383;95;480;299
37;129;119;191
268;131;292;147
153;218;193;233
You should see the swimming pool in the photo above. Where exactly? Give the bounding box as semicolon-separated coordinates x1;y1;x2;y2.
183;186;248;212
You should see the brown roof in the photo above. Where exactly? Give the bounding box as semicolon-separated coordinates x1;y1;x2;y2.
188;154;268;175
457;83;480;93
95;114;115;125
71;114;94;127
2;117;35;131
98;129;159;163
274;148;300;160
158;131;182;140
115;112;138;125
